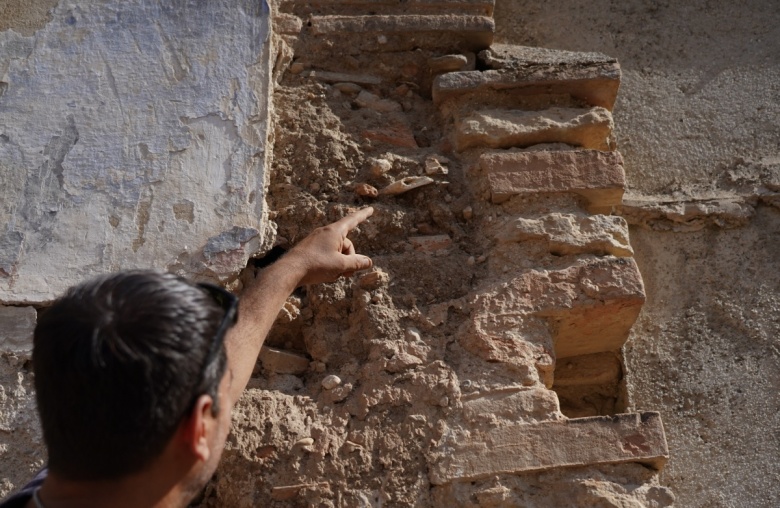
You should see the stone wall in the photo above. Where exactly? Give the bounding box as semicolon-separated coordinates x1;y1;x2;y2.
208;1;671;505
3;0;775;506
494;1;780;506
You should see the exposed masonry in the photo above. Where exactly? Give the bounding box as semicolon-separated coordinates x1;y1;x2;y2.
208;1;671;505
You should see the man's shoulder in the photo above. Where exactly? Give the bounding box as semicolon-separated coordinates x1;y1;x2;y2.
0;468;47;508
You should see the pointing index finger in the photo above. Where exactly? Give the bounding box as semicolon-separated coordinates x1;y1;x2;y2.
336;207;374;234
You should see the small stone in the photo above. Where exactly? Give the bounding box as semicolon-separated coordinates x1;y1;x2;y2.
310;182;320;192
355;183;378;198
322;375;342;390
343;441;363;453
477;254;487;263
312;361;327;373
355;90;402;113
380;176;434;196
377;35;388;44
294;437;314;448
334;82;362;94
358;269;390;290
289;62;305;74
462;206;473;220
428;54;468;73
405;327;422;342
424;156;449;175
370;158;393;177
395;84;410;97
467;256;476;266
439;396;449;407
444;194;452;203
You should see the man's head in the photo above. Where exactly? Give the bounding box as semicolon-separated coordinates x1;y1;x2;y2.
33;271;233;482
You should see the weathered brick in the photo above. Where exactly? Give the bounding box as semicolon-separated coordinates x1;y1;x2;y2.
433;64;620;110
466;257;645;360
481;150;625;213
456;107;614;151
309;15;495;52
274;13;303;35
495;212;633;257
0;305;36;353
284;0;494;17
308;70;381;86
430;412;668;484
461;387;562;425
432;44;621;109
553;351;622;387
259;346;310;375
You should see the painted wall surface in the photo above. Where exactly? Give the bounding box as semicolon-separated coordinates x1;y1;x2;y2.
494;1;780;506
0;0;273;305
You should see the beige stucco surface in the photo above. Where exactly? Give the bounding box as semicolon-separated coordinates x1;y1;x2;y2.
495;1;780;506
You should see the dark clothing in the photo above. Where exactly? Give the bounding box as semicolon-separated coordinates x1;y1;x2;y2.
0;468;47;508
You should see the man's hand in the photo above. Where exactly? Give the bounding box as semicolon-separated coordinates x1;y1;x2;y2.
224;207;374;406
284;207;374;286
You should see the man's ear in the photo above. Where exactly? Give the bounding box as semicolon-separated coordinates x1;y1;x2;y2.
180;394;215;462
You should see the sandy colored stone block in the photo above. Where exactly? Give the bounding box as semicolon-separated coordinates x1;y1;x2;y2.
467;257;645;360
496;212;633;257
481;150;625;213
430;411;668;484
259;346;310;375
553;351;622;387
461;387;562;425
0;305;36;353
433;44;621;109
275;13;303;35
309;15;495;52
455;107;614;151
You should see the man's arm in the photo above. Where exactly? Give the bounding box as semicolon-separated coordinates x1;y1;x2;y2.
224;207;374;405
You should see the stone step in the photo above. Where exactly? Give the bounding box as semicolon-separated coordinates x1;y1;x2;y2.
467;257;645;360
430;411;668;484
308;15;495;52
481;150;625;214
455;107;614;152
432;44;621;110
494;212;633;257
282;0;494;17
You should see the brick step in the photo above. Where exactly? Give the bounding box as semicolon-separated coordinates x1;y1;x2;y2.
467;257;645;360
434;44;621;109
481;150;625;214
307;15;494;52
494;212;633;257
281;0;494;17
455;107;614;152
430;412;668;484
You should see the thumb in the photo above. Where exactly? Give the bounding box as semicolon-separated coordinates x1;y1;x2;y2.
346;254;373;273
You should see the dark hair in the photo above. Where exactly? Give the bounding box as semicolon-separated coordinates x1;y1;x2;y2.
33;271;228;481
